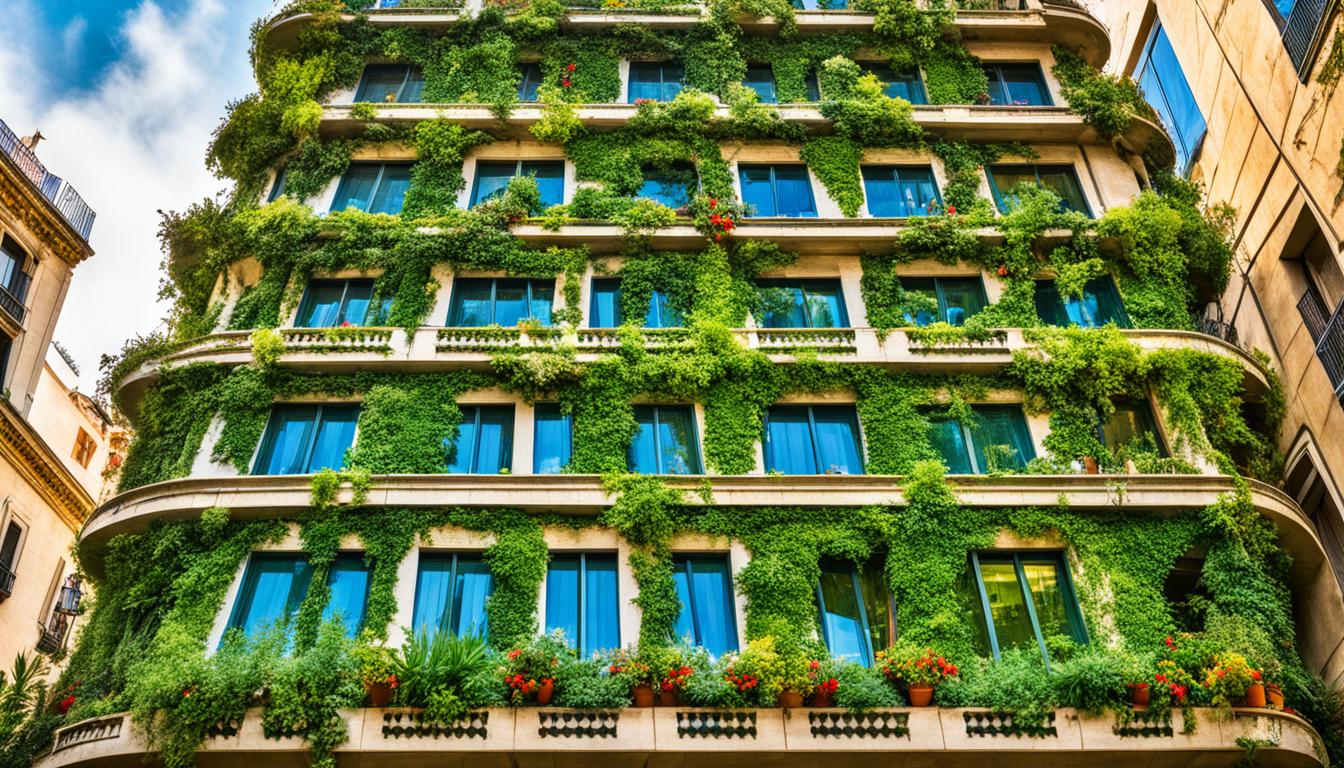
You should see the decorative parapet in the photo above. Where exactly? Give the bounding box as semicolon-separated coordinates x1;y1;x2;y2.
1114;710;1174;738
807;710;910;739
675;710;757;739
753;328;857;354
381;709;489;739
537;710;620;738
963;709;1058;738
50;715;123;753
280;327;395;354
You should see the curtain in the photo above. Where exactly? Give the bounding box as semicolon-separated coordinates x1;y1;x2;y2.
772;166;817;218
968;407;1034;472
306;406;359;473
473;406;514;473
449;279;494;326
533;404;572;473
255;406;319;475
689;558;738;656
401;67;425;103
520;162;565;209
545;556;581;646
339;280;375;326
672;564;695;644
355;65;408;103
452;557;493;638
656;406;701;474
332;165;380;213
518;64;542;101
412;555;454;636
585;555;620;654
813;406;864;474
927;418;974;474
765;406;818;474
369;164;412;215
628;406;660;473
527;279;555;325
447;408;478;473
744;65;777;103
739;165;777;216
590;279;622;328
232;555;313;638
322;555;371;637
818;565;867;663
471;161;520;206
299;281;345;328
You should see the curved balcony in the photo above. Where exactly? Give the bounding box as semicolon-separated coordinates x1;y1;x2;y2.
262;0;1110;67
112;326;1273;419
38;705;1326;768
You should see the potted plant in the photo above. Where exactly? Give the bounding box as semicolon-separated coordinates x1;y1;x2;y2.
352;633;399;707
502;631;570;706
609;647;657;707
1266;679;1285;710
807;659;840;707
1202;652;1262;710
877;644;958;707
657;647;695;707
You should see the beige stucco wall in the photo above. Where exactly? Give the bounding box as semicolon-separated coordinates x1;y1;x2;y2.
26;348;118;500
0;477;80;672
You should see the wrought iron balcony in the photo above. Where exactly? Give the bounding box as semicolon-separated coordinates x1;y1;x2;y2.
1299;290;1344;402
36;620;68;655
0;282;25;326
0;561;14;600
0;119;96;240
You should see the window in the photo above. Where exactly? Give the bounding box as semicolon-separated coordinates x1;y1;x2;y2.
983;63;1051;106
546;553;620;655
970;551;1087;665
744;65;778;103
816;559;892;666
739;164;817;217
763;404;865;475
330;163;413;215
225;553;369;640
1034;277;1130;329
412;553;492;638
534;403;573;474
629;405;702;474
900;276;986;326
805;71;821;101
988;164;1090;215
447;277;555;327
0;519;25;591
636;164;695;208
1136;24;1206;174
0;338;10;391
628;62;684;103
0;235;31;303
589;278;683;329
447;405;515;473
755;279;849;328
470;160;564;208
672;555;738;655
267;168;287;203
1274;0;1331;75
323;554;373;635
354;64;425;103
861;64;927;104
517;63;544;101
252;404;360;475
862;166;940;217
792;0;848;8
72;428;96;469
927;405;1036;474
296;278;391;328
1099;400;1166;457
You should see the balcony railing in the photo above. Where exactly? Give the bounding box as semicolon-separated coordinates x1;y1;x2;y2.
36;620;68;655
1198;317;1239;348
1316;306;1344;403
0;119;96;240
0;282;25;326
0;562;14;600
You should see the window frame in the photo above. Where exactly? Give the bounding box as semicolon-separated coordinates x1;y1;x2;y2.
1135;23;1207;175
743;64;778;103
468;159;565;208
899;275;988;326
447;277;556;327
588;278;683;329
763;403;866;475
982;62;1053;106
330;162;414;214
0;235;32;302
545;551;621;655
754;278;850;329
737;163;819;218
0;510;28;583
815;558;894;667
925;404;1037;474
412;551;493;638
628;404;704;474
353;64;424;104
517;62;544;101
251;403;360;476
986;163;1092;216
1033;276;1132;329
860;63;928;104
627;61;685;103
224;552;314;639
72;428;96;469
969;550;1088;668
447;404;516;473
860;165;942;217
295;278;388;328
672;553;739;654
1097;398;1168;457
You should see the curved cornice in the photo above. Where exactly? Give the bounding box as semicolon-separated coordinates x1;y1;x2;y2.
1;400;95;532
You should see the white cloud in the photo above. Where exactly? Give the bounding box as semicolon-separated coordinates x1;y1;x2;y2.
0;0;274;391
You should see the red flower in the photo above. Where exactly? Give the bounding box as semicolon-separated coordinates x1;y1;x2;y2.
388;674;399;689
1171;684;1188;702
708;198;718;208
1164;636;1175;649
715;233;723;242
1251;670;1262;681
182;688;192;698
562;79;572;88
809;660;820;670
566;63;577;72
341;320;352;327
996;265;1008;277
946;203;956;215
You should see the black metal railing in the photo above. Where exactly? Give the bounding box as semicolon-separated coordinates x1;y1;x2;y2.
0;119;96;240
1316;305;1344;402
1298;289;1330;342
0;562;14;600
0;283;25;325
1199;317;1240;348
36;623;67;655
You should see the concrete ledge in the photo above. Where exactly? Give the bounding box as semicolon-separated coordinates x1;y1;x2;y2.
36;707;1327;768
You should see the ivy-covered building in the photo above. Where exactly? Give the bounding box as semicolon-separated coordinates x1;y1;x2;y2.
25;0;1344;766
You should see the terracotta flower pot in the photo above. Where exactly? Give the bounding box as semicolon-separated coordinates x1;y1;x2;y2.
364;681;394;708
907;684;934;707
777;689;804;709
1238;682;1267;708
632;685;655;708
809;691;834;708
536;679;555;706
1267;683;1285;710
1129;683;1150;708
1082;456;1100;475
657;688;682;707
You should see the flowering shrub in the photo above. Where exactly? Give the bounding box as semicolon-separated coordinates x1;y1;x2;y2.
606;646;657;687
1202;652;1259;709
351;634;398;688
689;195;745;242
877;644;959;688
501;632;570;705
809;659;840;699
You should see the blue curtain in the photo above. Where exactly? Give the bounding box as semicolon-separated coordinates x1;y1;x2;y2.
331;165;380;213
628;406;660;474
673;557;737;656
590;279;621;327
298;281;345;328
339;280;375;325
517;63;543;101
369;164;412;215
628;62;683;102
447;405;515;473
228;554;313;639
413;554;493;638
648;290;683;328
355;65;408;103
968;407;1035;472
813;406;864;474
1035;278;1130;328
448;279;554;327
585;555;620;654
546;555;581;645
817;563;867;663
739;165;777;216
927;418;974;474
743;65;777;103
447;411;478;473
322;555;371;637
656;406;701;474
412;555;454;636
738;165;816;217
494;280;529;327
306;405;359;472
533;404;573;473
452;557;493;637
862;166;939;217
764;406;818;474
254;405;319;475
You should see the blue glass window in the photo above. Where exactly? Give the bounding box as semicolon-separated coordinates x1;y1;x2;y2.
534;403;573;474
447;405;515;473
637;164;695;208
296;278;391;328
983;63;1051;106
412;553;493;638
517;63;544;101
792;0;848;8
226;554;312;639
331;163;414;215
861;64;927;103
805;71;821;101
628;62;684;103
267;168;287;202
900;276;987;326
970;551;1087;666
1099;400;1166;456
628;405;702;474
253;404;359;475
816;559;892;666
447;277;555;327
862;166;940;217
546;553;620;656
672;555;738;655
744;65;778;103
0;236;30;302
988;164;1091;215
764;405;864;475
322;554;372;637
354;64;425;103
470;160;565;208
739;164;817;217
589;278;683;329
1034;277;1131;329
927;405;1036;474
1137;24;1207;174
755;279;849;328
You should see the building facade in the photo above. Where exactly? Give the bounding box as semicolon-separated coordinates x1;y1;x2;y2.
0;120;97;670
32;1;1344;766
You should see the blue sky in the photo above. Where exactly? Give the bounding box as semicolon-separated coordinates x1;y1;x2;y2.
2;0;274;390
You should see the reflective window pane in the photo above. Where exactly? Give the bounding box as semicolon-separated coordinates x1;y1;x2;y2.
977;560;1037;651
1100;400;1165;456
584;555;620;654
298;281;346;328
228;554;314;639
927;418;974;474
862;166;940;217
590;278;622;328
967;406;1035;472
331;164;381;213
818;564;867;663
517;63;543;101
306;405;359;473
355;64;409;103
1137;24;1206;174
985;63;1051;106
447;405;515;473
744;64;777;103
629;405;701;474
